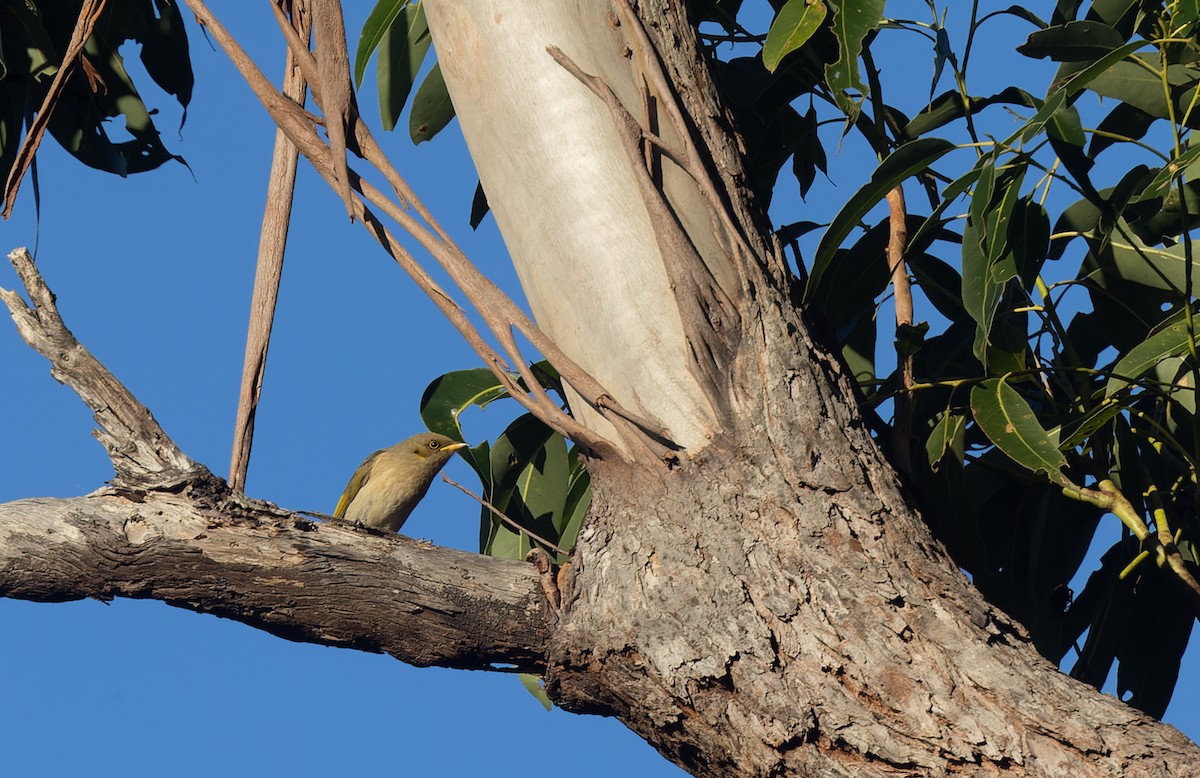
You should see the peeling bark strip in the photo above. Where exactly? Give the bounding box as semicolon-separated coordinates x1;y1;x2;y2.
230;1;311;493
0;493;548;671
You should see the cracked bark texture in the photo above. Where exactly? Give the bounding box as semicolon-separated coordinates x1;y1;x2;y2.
422;1;1200;775
3;2;1199;776
549;292;1198;776
0;488;547;670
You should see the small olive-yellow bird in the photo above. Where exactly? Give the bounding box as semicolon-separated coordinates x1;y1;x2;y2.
333;432;467;533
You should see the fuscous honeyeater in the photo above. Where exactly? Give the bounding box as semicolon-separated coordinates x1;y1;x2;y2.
333;432;467;533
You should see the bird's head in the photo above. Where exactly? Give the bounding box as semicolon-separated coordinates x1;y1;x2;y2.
404;432;469;467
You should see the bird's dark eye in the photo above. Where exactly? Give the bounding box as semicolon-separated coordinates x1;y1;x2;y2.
428;440;441;450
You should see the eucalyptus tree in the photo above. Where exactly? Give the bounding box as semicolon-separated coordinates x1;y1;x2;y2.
2;1;1200;775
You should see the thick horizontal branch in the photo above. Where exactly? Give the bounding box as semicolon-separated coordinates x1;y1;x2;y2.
0;485;550;672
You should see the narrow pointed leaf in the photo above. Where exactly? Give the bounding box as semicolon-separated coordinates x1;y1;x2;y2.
1102;229;1200;293
379;3;432;131
825;0;885;119
971;378;1068;483
470;181;490;229
409;62;454;143
1016;21;1125;61
763;0;828;72
807;138;955;300
354;0;408;87
1106;320;1197;396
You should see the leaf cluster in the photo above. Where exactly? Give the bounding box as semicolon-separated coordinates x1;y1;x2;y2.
0;0;191;212
730;0;1200;718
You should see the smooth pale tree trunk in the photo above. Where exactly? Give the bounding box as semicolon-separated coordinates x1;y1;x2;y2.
424;1;1199;775
424;0;743;452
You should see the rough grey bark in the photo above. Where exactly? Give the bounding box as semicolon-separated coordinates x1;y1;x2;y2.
550;295;1200;776
424;1;1200;775
0;490;547;670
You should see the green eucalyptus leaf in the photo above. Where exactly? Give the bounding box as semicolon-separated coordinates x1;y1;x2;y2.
1129;145;1200;205
1016;20;1125;62
971;377;1068;483
1010;196;1051;290
1055;399;1123;450
490;414;556;497
0;83;24;186
419;368;510;440
1067;538;1138;688
1017;41;1149;145
378;2;432;132
809;216;893;326
1100;228;1200;293
906;162;984;252
763;0;828;72
557;453;592;558
907;250;967;322
1106;319;1197;397
1089;102;1156;158
470;180;490;229
825;0;885;120
807;138;955;300
1154;356;1197;416
482;517;528;560
516;432;570;540
961;162;1020;365
840;308;877;395
793;103;826;200
482;414;556;557
410;62;454;143
1047;102;1086;147
1116;566;1195;718
926;410;967;470
906;86;1031;138
355;0;408;87
1077;55;1200;130
128;0;193;109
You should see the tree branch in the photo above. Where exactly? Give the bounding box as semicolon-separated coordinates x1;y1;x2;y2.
1;248;201;489
2;242;550;669
0;492;549;671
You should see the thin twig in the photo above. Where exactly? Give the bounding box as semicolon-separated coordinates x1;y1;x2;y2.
270;0;637;441
886;185;913;476
308;0;356;218
441;475;568;556
613;0;758;286
546;44;737;428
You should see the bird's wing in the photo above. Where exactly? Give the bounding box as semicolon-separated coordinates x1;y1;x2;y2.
333;450;380;518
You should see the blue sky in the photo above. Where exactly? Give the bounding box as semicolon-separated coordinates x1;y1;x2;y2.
0;3;1195;775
